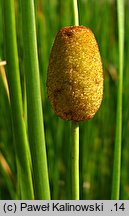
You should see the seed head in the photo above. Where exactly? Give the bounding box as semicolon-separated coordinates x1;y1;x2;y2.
47;26;103;122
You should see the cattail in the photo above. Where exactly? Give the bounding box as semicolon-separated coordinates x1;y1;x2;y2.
47;26;103;122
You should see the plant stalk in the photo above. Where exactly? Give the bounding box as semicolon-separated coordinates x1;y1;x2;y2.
111;0;124;200
2;0;34;199
70;0;80;201
20;0;50;199
71;121;79;200
73;0;79;26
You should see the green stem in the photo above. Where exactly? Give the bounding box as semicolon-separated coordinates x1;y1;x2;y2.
111;0;124;200
70;0;80;201
73;0;79;26
71;122;79;200
20;0;50;199
2;0;34;199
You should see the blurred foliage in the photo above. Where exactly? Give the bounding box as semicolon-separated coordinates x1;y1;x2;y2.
0;0;129;199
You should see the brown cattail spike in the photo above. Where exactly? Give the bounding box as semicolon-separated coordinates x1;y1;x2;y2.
47;26;103;122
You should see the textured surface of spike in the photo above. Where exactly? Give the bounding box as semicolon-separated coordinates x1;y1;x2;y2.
47;26;103;122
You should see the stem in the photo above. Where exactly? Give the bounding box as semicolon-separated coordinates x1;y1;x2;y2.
111;0;124;200
2;0;34;199
70;0;80;201
71;122;79;200
73;0;79;26
20;0;50;199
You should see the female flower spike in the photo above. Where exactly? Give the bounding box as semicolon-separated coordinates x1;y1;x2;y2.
47;26;103;122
